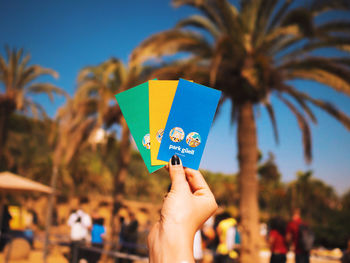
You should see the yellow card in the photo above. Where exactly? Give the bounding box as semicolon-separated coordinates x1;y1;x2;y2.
149;80;179;165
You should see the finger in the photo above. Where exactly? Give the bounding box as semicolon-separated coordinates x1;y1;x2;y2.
168;155;190;192
184;168;211;194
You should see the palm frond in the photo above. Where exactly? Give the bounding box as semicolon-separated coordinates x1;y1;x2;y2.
258;24;301;50
215;0;241;39
281;85;317;123
17;65;59;88
280;57;350;95
284;69;350;96
172;0;225;30
27;83;68;101
176;15;221;39
278;94;312;163
22;98;48;119
253;0;279;45
281;85;350;130
130;30;212;66
267;0;294;32
280;7;314;36
240;0;262;35
265;102;279;143
280;37;350;59
317;21;350;35
310;0;350;16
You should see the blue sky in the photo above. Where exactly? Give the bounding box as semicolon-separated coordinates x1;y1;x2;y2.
1;0;350;194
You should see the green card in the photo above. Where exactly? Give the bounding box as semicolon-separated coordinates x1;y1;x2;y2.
115;81;164;173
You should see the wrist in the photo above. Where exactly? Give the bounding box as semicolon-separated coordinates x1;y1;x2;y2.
148;225;195;263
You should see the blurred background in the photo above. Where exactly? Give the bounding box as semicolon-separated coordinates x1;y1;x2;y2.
1;0;350;263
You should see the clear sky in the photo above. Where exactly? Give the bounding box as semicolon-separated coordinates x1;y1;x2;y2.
1;0;349;194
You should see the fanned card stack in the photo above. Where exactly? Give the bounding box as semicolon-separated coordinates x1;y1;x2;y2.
115;78;221;173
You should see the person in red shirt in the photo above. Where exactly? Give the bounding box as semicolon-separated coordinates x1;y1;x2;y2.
268;217;288;263
286;208;310;263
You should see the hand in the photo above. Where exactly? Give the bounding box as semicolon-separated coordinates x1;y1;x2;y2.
148;155;218;263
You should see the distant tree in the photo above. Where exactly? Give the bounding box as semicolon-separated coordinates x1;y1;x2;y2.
5;114;53;183
44;94;100;262
258;153;287;216
130;1;350;261
342;189;350;210
0;47;67;167
287;170;338;224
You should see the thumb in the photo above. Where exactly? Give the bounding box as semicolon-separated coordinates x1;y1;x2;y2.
168;155;190;193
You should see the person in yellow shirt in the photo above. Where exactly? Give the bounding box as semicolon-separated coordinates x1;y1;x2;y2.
215;212;239;263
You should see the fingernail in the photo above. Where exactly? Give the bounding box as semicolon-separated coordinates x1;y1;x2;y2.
171;155;180;165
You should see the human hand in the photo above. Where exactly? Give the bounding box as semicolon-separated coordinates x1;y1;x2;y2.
148;155;218;263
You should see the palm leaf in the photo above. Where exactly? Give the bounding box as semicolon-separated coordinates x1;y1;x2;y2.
130;30;212;66
317;21;350;34
281;85;350;130
278;94;312;163
172;0;225;30
282;85;317;123
267;0;294;32
27;83;68;101
280;37;350;59
265;102;279;143
310;0;350;16
18;65;59;88
215;0;241;39
258;24;301;50
176;15;221;39
285;69;350;96
280;57;350;95
280;7;314;36
240;0;262;34
253;0;279;45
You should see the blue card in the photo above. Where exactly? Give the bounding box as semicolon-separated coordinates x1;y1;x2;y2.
157;79;221;169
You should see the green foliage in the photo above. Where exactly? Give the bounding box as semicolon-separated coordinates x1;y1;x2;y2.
258;153;289;217
3;113;53;185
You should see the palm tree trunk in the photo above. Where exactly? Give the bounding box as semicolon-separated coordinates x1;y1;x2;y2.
237;102;260;263
0;95;16;168
43;165;58;263
110;116;130;244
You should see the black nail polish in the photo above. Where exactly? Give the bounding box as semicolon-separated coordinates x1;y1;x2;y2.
171;155;180;165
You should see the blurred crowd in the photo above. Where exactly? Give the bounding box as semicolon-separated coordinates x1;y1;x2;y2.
1;201;350;263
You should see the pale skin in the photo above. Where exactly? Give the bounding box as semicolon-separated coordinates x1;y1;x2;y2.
148;156;218;263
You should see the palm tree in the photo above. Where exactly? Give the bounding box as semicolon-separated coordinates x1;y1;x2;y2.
0;46;67;166
130;0;350;262
44;94;99;262
76;58;151;242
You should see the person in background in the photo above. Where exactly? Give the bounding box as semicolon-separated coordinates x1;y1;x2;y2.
89;212;106;263
0;205;12;251
215;212;238;263
193;229;203;263
147;155;218;263
67;208;92;263
268;217;288;263
126;212;139;262
118;216;127;250
286;208;312;263
341;237;350;263
234;216;241;253
118;212;139;263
